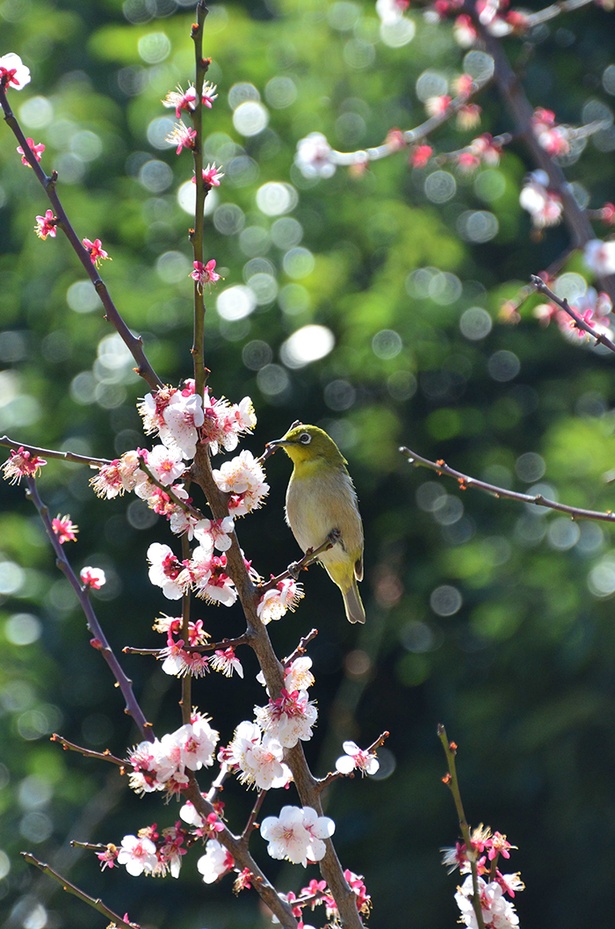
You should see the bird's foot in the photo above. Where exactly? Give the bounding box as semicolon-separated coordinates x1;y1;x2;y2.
327;528;342;546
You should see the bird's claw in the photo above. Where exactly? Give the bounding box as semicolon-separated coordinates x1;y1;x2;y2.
288;560;302;580
327;528;342;546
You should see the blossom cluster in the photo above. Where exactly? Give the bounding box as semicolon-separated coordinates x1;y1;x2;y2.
442;824;524;929
127;711;219;797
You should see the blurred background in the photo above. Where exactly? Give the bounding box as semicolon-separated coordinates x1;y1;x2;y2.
1;1;615;927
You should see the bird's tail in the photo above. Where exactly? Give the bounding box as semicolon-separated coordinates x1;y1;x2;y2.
343;577;366;624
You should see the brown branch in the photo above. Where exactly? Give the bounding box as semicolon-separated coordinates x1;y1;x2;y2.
21;854;139;929
0;435;110;468
26;477;154;741
50;734;125;767
530;274;615;353
283;628;319;667
437;725;486;929
399;445;615;523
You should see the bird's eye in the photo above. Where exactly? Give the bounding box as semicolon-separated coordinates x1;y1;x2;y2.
299;432;312;445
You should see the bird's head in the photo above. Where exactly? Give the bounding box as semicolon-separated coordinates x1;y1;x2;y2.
268;423;347;466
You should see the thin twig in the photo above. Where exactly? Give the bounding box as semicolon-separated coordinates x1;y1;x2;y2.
530;274;615;354
26;477;154;741
437;725;486;929
283;628;319;667
0;435;110;468
21;854;139;929
240;789;267;842
399;446;615;524
50;734;125;767
317;731;390;792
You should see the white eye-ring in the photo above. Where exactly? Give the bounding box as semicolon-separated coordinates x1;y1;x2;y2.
299;432;312;445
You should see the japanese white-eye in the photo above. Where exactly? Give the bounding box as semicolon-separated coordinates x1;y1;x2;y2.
269;423;365;624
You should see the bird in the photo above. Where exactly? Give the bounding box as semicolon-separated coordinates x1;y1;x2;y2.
268;423;365;624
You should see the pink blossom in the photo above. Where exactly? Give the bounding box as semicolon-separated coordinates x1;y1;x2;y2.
455;874;521;928
90;450;145;498
117;834;158;877
197;839;233;884
0;53;30;90
584;238;615;276
147;542;185;600
96;844;118;871
260;805;334;866
51;514;79;544
166;120;197;154
283;656;315;692
200;390;257;456
227;720;291;790
531;107;570;157
34;209;57;239
213;450;269;515
255;688;318;748
162;83;198;118
210;646;244;678
17;138;44;166
257;577;304;624
1;446;46;484
193;163;224;188
201;81;218;108
191;259;221;289
519;171;563;228
385;128;407;151
82;237;110;268
335;740;380;776
453;14;478;47
411;144;433;168
454;73;475;97
142;444;186;486
80;566;106;589
160;640;210;678
425;95;452;118
456;103;481;130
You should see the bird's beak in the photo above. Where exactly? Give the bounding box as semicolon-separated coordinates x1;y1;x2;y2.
266;421;303;450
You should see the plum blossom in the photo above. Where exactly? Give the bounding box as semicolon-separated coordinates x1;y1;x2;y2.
191;259;221;290
335;740;380;776
201;390;257;455
147;542;185;599
0;53;31;90
34;209;57;239
210;646;244;678
117;834;158;877
139;385;205;461
260;805;334;866
162;83;198;117
166;119;197;154
455;875;520;929
584;238;615;277
52;514;78;544
127;716;218;796
531;107;570;158
257;577;304;624
197;839;234;883
80;566;106;589
143;444;186;486
227;720;291;790
90;450;144;498
82;237;110;267
212;449;269;515
295;132;336;179
195;162;224;188
201;80;218;108
519;170;563;228
17;138;44;165
1;447;47;484
255;688;317;748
